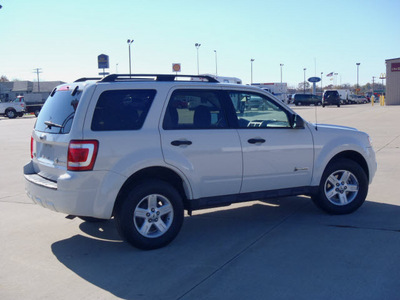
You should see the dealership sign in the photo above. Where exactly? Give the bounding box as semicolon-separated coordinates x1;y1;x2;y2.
391;62;400;72
98;54;109;69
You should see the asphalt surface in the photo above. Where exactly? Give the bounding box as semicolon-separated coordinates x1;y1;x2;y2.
1;104;399;300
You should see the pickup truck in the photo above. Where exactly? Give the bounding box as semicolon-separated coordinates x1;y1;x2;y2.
0;100;25;118
13;96;44;117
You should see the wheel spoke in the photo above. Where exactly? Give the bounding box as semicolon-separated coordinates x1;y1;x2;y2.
158;203;173;216
139;220;152;236
148;194;158;209
340;171;351;183
346;184;359;192
338;193;348;205
135;208;148;219
154;219;168;233
326;188;338;199
327;174;340;186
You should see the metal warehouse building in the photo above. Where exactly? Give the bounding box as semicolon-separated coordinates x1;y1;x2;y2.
385;57;400;105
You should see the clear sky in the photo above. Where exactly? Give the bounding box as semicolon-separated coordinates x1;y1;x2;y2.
1;0;399;87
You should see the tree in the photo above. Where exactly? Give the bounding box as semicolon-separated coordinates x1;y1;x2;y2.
0;75;9;82
297;82;311;92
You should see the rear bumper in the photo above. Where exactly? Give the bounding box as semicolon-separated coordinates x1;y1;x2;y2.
23;161;124;219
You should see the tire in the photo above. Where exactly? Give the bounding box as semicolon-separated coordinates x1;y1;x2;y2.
337;103;341;107
6;109;17;119
115;180;184;250
18;112;24;117
34;110;40;117
312;158;368;215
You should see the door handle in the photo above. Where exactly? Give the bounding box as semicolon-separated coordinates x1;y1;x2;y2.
248;138;266;144
171;140;192;146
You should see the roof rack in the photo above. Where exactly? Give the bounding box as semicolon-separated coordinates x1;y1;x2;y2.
74;77;102;82
99;74;219;83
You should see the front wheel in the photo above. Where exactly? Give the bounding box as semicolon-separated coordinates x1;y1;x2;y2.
115;180;184;250
312;159;368;214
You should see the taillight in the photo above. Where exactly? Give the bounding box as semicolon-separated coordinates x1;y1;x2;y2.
67;140;99;171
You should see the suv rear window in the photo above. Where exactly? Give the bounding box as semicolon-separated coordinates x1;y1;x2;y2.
35;89;81;134
91;89;156;131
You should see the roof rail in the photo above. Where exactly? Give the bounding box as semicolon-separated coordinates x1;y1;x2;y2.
74;77;102;82
99;74;219;83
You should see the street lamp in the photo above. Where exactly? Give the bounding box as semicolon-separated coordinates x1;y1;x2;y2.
251;59;255;84
303;68;307;94
356;63;360;95
214;50;218;77
321;72;323;93
280;64;284;84
195;43;201;75
127;39;134;76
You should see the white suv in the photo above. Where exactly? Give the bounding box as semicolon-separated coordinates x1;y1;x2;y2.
24;74;377;250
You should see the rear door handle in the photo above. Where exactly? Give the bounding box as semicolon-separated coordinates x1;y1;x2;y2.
171;140;192;146
248;138;266;144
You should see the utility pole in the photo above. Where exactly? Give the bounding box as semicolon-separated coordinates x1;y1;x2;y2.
33;68;42;92
372;76;376;93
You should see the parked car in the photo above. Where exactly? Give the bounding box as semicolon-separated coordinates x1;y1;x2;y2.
293;94;322;106
24;74;377;250
322;90;341;107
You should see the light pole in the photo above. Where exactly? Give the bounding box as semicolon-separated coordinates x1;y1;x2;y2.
251;59;255;84
303;68;307;94
280;64;284;84
321;72;323;93
195;43;201;75
356;63;360;95
214;50;218;77
127;39;134;76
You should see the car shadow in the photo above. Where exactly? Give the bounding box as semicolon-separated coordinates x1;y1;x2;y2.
51;197;400;299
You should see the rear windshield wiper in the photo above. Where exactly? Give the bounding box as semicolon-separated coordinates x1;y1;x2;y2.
44;121;63;129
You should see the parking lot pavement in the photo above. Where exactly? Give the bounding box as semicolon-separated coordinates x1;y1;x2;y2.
1;105;400;300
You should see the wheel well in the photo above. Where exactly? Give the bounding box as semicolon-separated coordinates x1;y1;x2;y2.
113;167;188;216
328;151;369;181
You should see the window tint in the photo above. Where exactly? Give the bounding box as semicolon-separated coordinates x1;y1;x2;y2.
227;91;291;128
91;89;156;131
35;90;81;134
163;90;228;130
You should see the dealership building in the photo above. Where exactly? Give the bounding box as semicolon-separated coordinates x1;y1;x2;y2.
385;57;400;105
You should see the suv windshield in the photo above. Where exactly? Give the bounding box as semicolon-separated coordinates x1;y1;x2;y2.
35;89;82;134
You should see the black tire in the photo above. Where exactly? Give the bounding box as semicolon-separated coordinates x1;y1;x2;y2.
312;158;368;215
115;180;184;250
34;110;40;117
337;103;340;107
6;109;17;119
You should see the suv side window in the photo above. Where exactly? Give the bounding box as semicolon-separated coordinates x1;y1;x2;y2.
91;89;156;131
227;91;291;128
163;89;228;130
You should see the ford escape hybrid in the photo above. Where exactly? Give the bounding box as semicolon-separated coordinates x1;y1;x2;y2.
24;74;377;250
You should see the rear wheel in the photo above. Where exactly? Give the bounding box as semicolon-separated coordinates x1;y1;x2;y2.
6;109;17;119
312;159;368;214
115;180;184;250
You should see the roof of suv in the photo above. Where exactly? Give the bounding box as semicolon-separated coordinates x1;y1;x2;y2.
74;74;220;83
